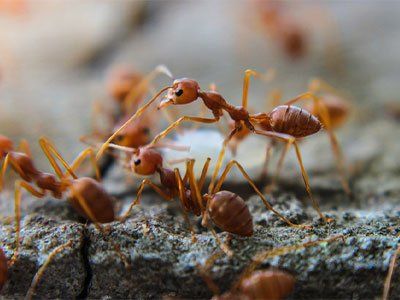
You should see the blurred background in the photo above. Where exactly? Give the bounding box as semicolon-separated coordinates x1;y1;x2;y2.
0;0;399;172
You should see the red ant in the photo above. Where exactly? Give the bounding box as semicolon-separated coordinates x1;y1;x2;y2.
251;0;307;59
99;69;349;223
198;234;344;299
0;136;128;267
88;65;173;150
107;142;309;255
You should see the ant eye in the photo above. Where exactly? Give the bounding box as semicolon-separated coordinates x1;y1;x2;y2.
114;135;123;142
175;89;183;96
134;159;141;166
142;127;150;135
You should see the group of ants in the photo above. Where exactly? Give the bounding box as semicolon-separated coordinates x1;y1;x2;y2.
0;65;398;299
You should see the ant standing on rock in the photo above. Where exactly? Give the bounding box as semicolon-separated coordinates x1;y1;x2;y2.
107;141;310;255
198;234;344;300
0;136;128;267
98;68;349;223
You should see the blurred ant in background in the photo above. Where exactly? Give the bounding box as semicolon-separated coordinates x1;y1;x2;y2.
100;68;349;222
86;65;173;177
198;235;344;299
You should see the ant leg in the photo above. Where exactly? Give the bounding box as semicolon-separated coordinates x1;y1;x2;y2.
198;157;211;191
12;180;45;265
150;115;220;146
25;240;73;300
174;168;197;242
284;92;351;196
254;129;330;223
208;127;240;194
196;252;222;296
68;147;101;181
97;85;172;160
237;234;345;287
383;243;400;300
242;68;275;109
118;179;172;222
259;139;275;181
70;186;130;269
0;153;11;191
123;65;173;112
18;139;31;157
213;160;309;229
39;137;77;180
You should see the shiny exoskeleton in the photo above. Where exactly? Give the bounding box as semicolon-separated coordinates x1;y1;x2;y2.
213;269;295;300
252;105;322;137
123;145;254;237
0;137;115;223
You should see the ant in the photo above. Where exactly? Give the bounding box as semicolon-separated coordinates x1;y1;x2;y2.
99;68;349;222
260;77;351;192
0;135;128;267
90;65;173;144
198;234;344;299
251;0;307;59
107;142;309;255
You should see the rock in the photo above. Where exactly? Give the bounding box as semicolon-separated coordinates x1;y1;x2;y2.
0;210;86;298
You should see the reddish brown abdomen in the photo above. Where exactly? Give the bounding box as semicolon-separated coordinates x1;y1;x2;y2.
0;248;7;291
269;105;321;138
70;177;115;223
208;191;253;236
240;269;295;300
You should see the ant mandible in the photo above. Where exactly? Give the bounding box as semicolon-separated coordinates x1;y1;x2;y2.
0;136;128;267
98;68;347;222
198;234;344;299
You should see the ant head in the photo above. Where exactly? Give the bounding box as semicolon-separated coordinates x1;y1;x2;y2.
158;78;200;109
0;135;13;158
130;146;163;176
112;117;151;148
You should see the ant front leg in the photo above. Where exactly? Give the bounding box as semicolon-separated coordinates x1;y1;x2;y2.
68;147;101;181
118;178;173;222
208;126;241;194
123;65;173;112
25;240;73;300
150;115;220;146
242;68;275;109
12;180;45;264
39;137;77;180
254;129;331;223
174;168;197;242
284;92;351;196
212;160;310;229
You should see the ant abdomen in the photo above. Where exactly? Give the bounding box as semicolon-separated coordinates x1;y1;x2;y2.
207;191;253;237
240;269;295;300
69;177;115;223
269;105;321;138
